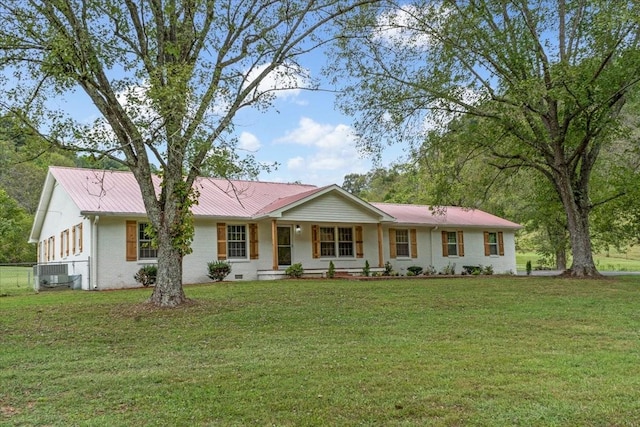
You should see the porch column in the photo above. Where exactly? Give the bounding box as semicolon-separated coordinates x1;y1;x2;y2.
271;219;278;270
377;223;384;267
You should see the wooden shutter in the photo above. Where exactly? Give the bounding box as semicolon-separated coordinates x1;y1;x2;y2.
60;231;64;257
410;229;418;258
441;231;448;257
484;231;490;256
52;236;55;260
355;226;364;258
126;221;138;261
311;225;320;258
65;230;70;256
457;230;465;257
217;223;227;260
72;226;76;254
78;224;83;252
498;232;504;256
249;223;259;260
389;228;397;259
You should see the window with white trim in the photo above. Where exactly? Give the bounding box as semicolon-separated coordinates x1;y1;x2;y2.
227;225;247;259
487;232;499;255
395;229;410;257
138;223;157;259
320;226;354;258
446;231;459;256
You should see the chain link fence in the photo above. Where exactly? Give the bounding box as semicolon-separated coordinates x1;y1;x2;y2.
0;263;36;296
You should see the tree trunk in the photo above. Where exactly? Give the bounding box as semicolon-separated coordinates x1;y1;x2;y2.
555;248;567;271
148;231;188;307
555;172;601;277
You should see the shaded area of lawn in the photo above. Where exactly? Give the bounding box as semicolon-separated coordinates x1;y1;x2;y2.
2;276;640;426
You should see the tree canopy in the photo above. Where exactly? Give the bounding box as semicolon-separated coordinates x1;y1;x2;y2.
0;0;380;306
330;0;640;276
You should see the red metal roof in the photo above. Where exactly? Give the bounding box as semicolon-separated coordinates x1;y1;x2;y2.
371;202;521;229
47;167;521;228
49;167;317;217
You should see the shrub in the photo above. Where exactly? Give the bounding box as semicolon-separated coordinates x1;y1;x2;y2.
424;265;436;276
362;260;371;277
327;260;336;279
483;265;494;275
207;260;232;281
407;266;423;276
134;265;157;287
440;263;456;275
526;260;532;276
285;263;304;278
383;261;393;276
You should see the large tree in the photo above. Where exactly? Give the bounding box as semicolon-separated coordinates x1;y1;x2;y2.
330;0;640;276
0;0;379;306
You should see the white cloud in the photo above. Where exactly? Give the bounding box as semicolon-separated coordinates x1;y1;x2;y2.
245;63;310;100
373;4;448;49
273;117;371;185
238;131;261;151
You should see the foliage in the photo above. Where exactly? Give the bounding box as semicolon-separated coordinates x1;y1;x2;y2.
383;261;393;276
207;260;232;282
285;263;304;279
0;1;381;306
440;263;456;275
0;189;35;263
407;266;423;276
362;259;371;277
134;265;157;287
526;261;533;276
331;0;640;276
483;265;494;275
327;260;336;279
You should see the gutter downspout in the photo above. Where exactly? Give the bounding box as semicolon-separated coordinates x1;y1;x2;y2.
91;216;99;290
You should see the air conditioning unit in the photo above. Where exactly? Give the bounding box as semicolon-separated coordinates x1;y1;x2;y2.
34;264;70;291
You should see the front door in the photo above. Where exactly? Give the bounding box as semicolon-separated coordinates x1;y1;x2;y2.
277;226;292;268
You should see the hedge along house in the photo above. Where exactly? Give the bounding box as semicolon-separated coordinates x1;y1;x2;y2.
29;167;521;290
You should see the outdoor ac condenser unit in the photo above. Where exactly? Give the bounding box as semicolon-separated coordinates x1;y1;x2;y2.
33;264;70;290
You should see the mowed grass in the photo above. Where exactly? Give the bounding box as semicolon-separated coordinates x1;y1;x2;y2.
517;246;640;271
0;265;34;297
2;276;640;426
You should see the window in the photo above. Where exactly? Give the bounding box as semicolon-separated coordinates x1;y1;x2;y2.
441;231;464;257
338;227;354;257
320;227;335;257
487;232;498;255
447;231;458;256
138;223;157;259
227;225;247;259
395;229;410;257
316;226;354;258
484;231;504;256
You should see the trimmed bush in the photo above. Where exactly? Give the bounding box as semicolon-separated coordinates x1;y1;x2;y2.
207;260;232;281
134;265;157;287
327;261;336;279
285;263;304;278
407;266;423;276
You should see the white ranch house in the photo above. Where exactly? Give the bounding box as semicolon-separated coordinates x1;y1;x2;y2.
29;167;521;290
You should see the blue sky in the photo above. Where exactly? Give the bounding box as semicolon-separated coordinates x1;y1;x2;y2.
210;46;407;187
48;51;405;188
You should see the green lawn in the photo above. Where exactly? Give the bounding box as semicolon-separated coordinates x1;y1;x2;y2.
0;265;34;297
517;246;640;271
2;276;640;426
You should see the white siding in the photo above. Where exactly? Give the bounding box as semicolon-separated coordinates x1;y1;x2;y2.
36;182;91;289
281;193;381;223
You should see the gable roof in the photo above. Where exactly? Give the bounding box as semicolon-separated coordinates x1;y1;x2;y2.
371;202;521;229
